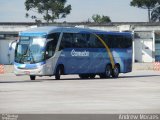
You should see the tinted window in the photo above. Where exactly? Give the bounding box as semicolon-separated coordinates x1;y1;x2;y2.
73;33;88;48
47;33;60;40
96;34;105;48
60;33;73;49
46;40;55;59
124;36;132;48
45;33;60;59
88;34;97;48
103;35;132;48
60;33;89;49
88;34;104;48
59;33;132;49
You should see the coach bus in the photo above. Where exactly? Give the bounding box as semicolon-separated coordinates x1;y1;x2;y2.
14;26;132;80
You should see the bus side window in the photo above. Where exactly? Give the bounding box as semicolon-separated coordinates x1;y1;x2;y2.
88;34;97;48
95;34;105;48
46;40;55;59
87;34;104;48
60;33;73;50
45;33;60;59
105;35;132;49
124;36;132;48
114;35;132;49
73;33;88;48
116;35;123;48
104;35;112;48
47;33;60;51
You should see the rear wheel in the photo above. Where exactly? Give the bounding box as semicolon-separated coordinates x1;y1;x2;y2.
55;66;63;80
99;74;106;79
30;75;36;80
89;74;96;79
112;65;120;78
100;65;112;78
105;65;112;78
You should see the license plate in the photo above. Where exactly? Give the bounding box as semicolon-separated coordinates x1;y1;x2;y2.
24;71;30;75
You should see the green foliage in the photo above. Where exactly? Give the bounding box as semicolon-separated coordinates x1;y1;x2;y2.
92;14;111;23
25;0;71;23
130;0;159;9
151;6;160;22
130;0;160;22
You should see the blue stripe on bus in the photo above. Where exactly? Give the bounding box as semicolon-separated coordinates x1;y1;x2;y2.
19;32;47;37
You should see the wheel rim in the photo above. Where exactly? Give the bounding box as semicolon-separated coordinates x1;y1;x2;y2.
113;66;119;78
90;75;95;79
106;66;111;77
115;68;118;75
58;69;61;76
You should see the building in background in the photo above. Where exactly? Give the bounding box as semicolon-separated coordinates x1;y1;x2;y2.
0;23;37;64
0;22;160;64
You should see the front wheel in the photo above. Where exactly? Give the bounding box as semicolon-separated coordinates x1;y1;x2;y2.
55;66;63;80
112;65;120;78
30;75;36;80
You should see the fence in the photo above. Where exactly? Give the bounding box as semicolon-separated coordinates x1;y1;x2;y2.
0;64;4;74
153;62;160;71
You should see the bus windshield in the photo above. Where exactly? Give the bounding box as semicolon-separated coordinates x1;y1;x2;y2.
15;36;46;64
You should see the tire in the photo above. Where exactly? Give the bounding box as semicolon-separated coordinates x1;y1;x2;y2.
30;75;36;80
99;74;106;79
55;66;63;80
105;65;112;78
79;74;89;79
112;65;120;78
89;74;96;79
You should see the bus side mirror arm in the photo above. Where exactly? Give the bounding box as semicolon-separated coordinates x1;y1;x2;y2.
9;40;18;51
8;39;18;64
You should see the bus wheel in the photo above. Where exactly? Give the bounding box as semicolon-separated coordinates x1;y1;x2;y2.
79;74;89;79
89;74;96;79
30;75;36;80
112;65;120;78
105;65;112;78
55;66;63;80
99;74;106;79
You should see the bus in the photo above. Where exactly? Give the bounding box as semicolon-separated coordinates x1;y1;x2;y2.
14;26;132;80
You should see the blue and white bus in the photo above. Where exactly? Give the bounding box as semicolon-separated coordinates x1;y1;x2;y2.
14;26;132;80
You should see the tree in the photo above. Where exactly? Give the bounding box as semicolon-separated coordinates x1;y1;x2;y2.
151;5;160;22
25;0;71;23
130;0;160;22
92;14;111;23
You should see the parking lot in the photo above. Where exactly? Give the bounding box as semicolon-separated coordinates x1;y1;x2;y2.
0;70;160;114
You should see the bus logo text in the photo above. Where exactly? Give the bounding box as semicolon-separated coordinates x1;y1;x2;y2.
71;49;89;57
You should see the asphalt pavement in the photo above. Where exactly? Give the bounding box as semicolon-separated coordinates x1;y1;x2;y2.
0;70;160;114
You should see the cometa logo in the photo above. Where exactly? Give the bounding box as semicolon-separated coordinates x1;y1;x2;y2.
71;49;89;57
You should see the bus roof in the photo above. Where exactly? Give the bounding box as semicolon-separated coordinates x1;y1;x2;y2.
19;26;131;37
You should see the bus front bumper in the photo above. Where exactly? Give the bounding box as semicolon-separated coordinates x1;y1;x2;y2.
14;67;45;76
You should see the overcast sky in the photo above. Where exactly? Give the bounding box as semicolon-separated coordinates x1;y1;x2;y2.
0;0;148;22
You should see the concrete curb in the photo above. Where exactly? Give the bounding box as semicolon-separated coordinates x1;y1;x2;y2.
132;63;154;70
